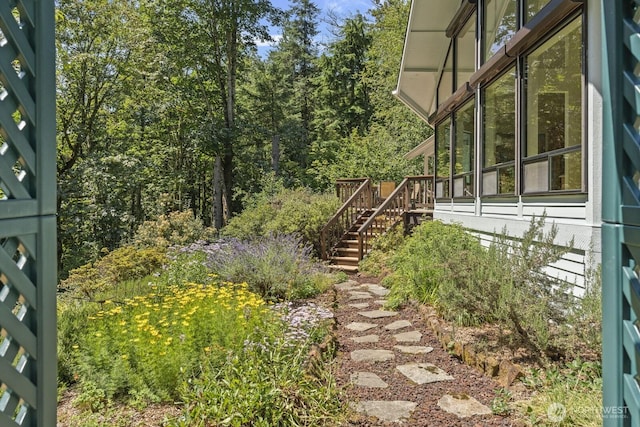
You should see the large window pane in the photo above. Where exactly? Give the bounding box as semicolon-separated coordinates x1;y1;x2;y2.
525;18;582;154
483;69;515;169
457;16;476;87
484;0;517;62
436;118;451;198
454;99;475;197
438;43;454;106
525;0;551;22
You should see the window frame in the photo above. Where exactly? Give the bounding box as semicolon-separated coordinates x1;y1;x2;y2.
432;0;585;201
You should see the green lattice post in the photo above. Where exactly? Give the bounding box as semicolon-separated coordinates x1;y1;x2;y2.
602;0;640;425
0;1;57;426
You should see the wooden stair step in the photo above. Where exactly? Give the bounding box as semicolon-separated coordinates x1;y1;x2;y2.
329;256;360;266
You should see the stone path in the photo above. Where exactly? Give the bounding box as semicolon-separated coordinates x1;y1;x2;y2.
334;279;512;426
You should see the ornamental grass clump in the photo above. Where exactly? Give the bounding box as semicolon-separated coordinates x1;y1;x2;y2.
185;234;329;301
67;281;271;410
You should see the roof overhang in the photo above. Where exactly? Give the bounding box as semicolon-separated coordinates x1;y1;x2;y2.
393;0;463;125
404;135;434;160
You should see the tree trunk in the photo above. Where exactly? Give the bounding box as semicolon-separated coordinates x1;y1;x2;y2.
212;155;224;230
272;134;280;174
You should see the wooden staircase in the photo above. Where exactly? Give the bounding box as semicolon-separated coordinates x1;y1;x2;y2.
320;176;435;272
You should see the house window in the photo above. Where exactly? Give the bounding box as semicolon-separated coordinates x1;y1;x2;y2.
525;0;552;22
482;68;516;196
438;44;454;107
457;16;476;88
436;118;451;198
484;0;517;62
523;16;582;193
454;99;475;197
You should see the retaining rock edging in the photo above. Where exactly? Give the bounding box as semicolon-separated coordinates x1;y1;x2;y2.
418;305;523;387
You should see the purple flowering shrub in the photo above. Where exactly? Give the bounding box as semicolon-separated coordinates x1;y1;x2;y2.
180;234;330;301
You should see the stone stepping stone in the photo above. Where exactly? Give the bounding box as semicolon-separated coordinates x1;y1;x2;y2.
396;363;454;384
384;320;412;330
349;302;370;309
335;280;360;291
352;401;417;423
346;322;378;332
374;299;388;305
358;310;398;319
350;372;389;388
351;349;395;362
348;291;373;300
394;345;434;355
360;283;390;296
393;330;422;342
437;394;492;418
351;334;379;343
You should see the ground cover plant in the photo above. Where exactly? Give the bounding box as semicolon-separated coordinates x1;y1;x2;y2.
58;233;347;426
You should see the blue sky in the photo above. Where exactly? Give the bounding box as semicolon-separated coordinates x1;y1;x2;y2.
257;0;373;54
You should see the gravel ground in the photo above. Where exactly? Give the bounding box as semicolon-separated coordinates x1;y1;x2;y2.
331;274;527;427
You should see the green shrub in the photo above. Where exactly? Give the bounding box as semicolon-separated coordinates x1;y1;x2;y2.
63;281;271;407
188;235;331;301
132;210;217;248
437;215;574;357
383;220;482;308
59;246;167;301
171;329;345;427
359;223;406;277
222;187;340;254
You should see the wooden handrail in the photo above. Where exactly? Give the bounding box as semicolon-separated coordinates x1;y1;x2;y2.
335;178;369;202
320;178;374;260
357;175;435;260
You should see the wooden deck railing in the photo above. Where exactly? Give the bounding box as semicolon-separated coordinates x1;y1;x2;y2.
357;175;434;259
335;178;369;202
320;178;374;260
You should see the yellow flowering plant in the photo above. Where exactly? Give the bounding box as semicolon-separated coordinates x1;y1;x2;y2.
71;280;273;407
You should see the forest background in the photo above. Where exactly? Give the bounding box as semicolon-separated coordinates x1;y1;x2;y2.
56;0;431;277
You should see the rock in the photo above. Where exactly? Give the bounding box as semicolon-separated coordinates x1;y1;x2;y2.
360;284;390;296
396;363;454;384
393;345;434;355
358;310;398;319
351;349;395;363
352;401;417;422
498;359;523;386
348;291;373;300
334;280;360;291
349;302;370;309
351;334;380;343
345;322;378;332
351;372;389;388
384;320;412;330
393;330;422;342
437;394;492;418
485;356;500;377
463;346;476;366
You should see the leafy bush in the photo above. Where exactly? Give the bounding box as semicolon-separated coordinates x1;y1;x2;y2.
222;187;341;254
383;220;482;308
183;234;331;301
171;333;345;427
132;210;216;248
59;246;167;301
436;216;574;357
359;223;406;277
383;216;580;359
63;281;271;407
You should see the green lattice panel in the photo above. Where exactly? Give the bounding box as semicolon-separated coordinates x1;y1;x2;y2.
0;0;57;426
